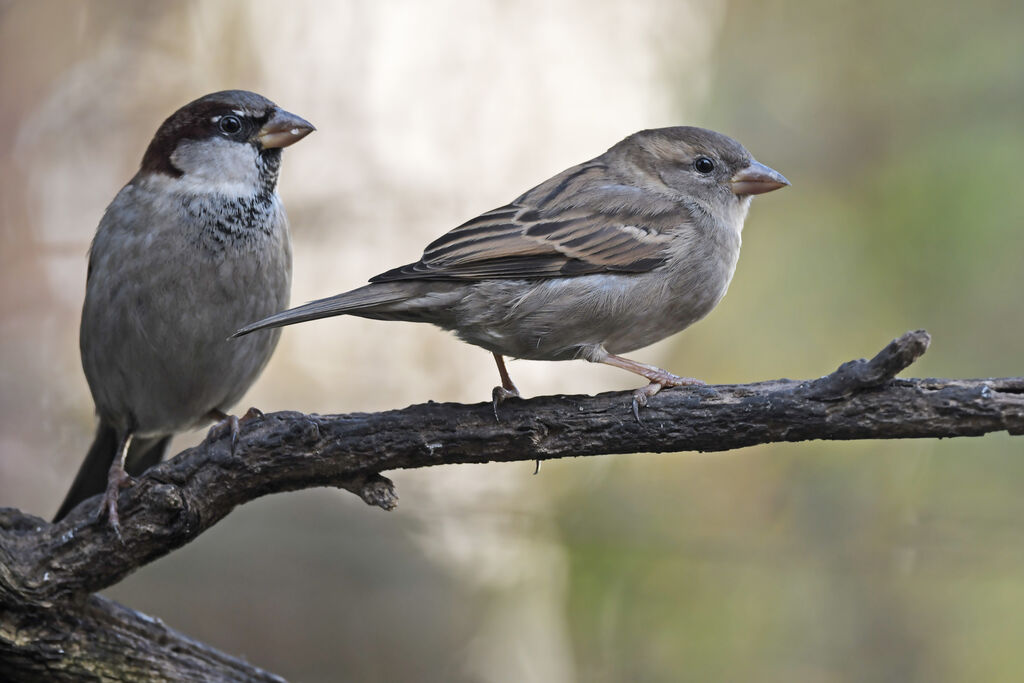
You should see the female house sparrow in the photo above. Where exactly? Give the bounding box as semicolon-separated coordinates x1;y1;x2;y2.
236;127;786;414
54;90;313;532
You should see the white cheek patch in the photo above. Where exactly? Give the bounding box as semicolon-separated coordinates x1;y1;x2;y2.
168;137;262;197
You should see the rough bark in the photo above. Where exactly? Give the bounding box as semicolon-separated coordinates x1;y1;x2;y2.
0;582;282;682
1;330;1022;680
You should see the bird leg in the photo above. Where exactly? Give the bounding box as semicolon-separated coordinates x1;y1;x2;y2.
100;431;133;544
491;353;521;421
597;352;705;420
490;353;541;473
206;407;264;453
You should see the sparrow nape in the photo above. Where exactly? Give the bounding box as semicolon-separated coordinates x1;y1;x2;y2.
236;126;787;416
54;90;313;537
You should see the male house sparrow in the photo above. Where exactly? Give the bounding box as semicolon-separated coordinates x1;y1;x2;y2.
53;90;313;532
236;127;786;414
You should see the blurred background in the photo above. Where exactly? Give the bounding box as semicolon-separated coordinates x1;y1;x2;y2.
2;0;1023;680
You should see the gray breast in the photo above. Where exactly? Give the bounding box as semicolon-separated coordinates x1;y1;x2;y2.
446;220;742;361
80;182;291;435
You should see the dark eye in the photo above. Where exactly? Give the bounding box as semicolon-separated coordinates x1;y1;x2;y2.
218;115;242;135
694;156;715;174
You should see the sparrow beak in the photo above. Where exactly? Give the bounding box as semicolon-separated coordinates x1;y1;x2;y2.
730;160;790;196
255;109;316;149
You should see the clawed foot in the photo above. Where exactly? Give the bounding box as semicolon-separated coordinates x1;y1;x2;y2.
492;384;541;474
598;352;705;421
207;407;265;453
99;466;134;544
491;385;520;422
630;382;661;422
490;353;522;422
630;372;705;422
489;352;536;470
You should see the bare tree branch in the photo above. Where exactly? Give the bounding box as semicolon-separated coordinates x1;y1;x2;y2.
2;329;1022;680
0;568;283;682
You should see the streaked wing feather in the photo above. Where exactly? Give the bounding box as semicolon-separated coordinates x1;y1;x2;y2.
371;161;684;282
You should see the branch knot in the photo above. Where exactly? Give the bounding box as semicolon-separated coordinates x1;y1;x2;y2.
797;329;931;400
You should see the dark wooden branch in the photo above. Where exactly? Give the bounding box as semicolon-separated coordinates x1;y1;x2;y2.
0;578;283;682
2;329;1022;680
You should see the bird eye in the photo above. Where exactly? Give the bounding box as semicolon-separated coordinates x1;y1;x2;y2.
218;115;242;135
694;156;715;174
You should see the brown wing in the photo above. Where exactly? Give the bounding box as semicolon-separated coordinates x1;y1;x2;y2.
371;162;688;283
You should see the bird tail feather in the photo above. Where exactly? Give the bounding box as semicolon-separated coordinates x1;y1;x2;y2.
233;283;411;337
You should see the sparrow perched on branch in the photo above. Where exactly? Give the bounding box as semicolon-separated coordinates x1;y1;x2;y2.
54;90;314;533
236;126;787;415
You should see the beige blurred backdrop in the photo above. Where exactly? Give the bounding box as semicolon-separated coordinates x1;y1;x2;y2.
2;1;1023;681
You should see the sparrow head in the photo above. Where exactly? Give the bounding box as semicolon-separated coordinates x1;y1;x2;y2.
139;90;314;196
614;126;788;215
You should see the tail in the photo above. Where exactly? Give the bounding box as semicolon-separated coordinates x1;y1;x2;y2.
53;422;170;522
233;283;414;337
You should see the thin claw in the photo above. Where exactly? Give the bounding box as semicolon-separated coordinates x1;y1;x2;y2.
107;503;123;545
631;382;662;423
99;433;133;545
111;515;124;545
533;460;541;475
207;414;241;454
491;353;521;421
492;385;520;422
596;351;705;419
100;467;132;545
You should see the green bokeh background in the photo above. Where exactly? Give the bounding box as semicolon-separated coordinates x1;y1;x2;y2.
565;3;1024;680
1;1;1021;681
